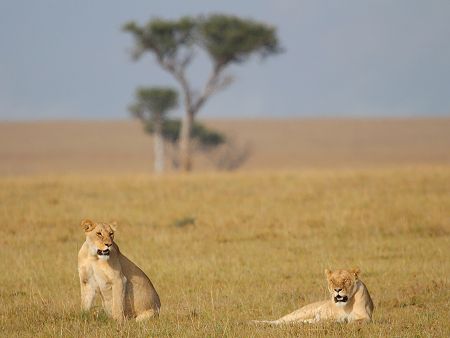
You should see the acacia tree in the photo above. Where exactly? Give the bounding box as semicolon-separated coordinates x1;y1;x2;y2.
123;14;281;171
128;87;178;173
152;118;226;169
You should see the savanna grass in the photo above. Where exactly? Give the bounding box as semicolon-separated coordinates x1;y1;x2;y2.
0;167;449;337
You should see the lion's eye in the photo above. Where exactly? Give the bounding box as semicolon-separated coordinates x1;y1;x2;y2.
109;233;114;237
96;232;102;237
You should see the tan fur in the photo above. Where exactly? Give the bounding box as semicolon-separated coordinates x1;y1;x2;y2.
253;269;374;325
78;219;160;322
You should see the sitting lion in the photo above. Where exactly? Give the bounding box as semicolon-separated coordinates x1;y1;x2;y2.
253;268;374;324
78;219;161;322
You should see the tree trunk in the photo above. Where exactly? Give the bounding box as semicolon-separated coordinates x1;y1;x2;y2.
153;114;164;174
179;111;194;171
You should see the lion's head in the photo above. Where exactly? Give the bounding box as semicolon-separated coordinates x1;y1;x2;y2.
325;268;360;307
81;219;116;260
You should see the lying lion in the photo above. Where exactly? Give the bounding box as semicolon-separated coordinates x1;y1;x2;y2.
253;268;374;324
78;219;160;322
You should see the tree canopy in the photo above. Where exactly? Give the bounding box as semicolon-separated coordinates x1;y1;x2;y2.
123;14;281;113
145;118;225;147
123;18;196;67
128;87;178;121
198;15;280;67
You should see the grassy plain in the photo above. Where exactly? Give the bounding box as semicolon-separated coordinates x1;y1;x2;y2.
0;167;449;337
1;118;450;175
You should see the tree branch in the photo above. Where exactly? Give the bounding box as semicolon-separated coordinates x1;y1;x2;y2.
156;53;231;117
191;64;232;114
156;57;194;115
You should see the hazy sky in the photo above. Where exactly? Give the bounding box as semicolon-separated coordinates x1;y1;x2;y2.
1;0;449;120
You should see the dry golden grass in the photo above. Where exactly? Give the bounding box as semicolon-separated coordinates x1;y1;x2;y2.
1;167;449;337
1;118;450;175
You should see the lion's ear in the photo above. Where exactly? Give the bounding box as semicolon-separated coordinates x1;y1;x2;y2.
109;221;118;232
81;219;96;232
325;269;332;279
351;268;360;279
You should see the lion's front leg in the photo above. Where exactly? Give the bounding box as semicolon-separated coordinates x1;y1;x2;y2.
79;267;97;311
111;274;126;321
80;281;97;311
348;312;372;323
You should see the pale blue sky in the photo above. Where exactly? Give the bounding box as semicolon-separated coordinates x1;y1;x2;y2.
1;0;449;120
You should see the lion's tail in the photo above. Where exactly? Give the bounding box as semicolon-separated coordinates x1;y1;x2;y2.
250;319;282;325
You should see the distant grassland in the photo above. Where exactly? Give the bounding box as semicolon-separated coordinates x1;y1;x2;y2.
1;118;450;175
0;168;449;337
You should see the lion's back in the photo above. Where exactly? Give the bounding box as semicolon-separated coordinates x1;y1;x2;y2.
119;254;161;316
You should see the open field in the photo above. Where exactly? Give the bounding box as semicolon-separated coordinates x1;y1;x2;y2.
1;118;450;175
1;168;449;337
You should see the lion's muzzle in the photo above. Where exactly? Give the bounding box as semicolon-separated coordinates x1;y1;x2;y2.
97;249;110;256
334;295;348;303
